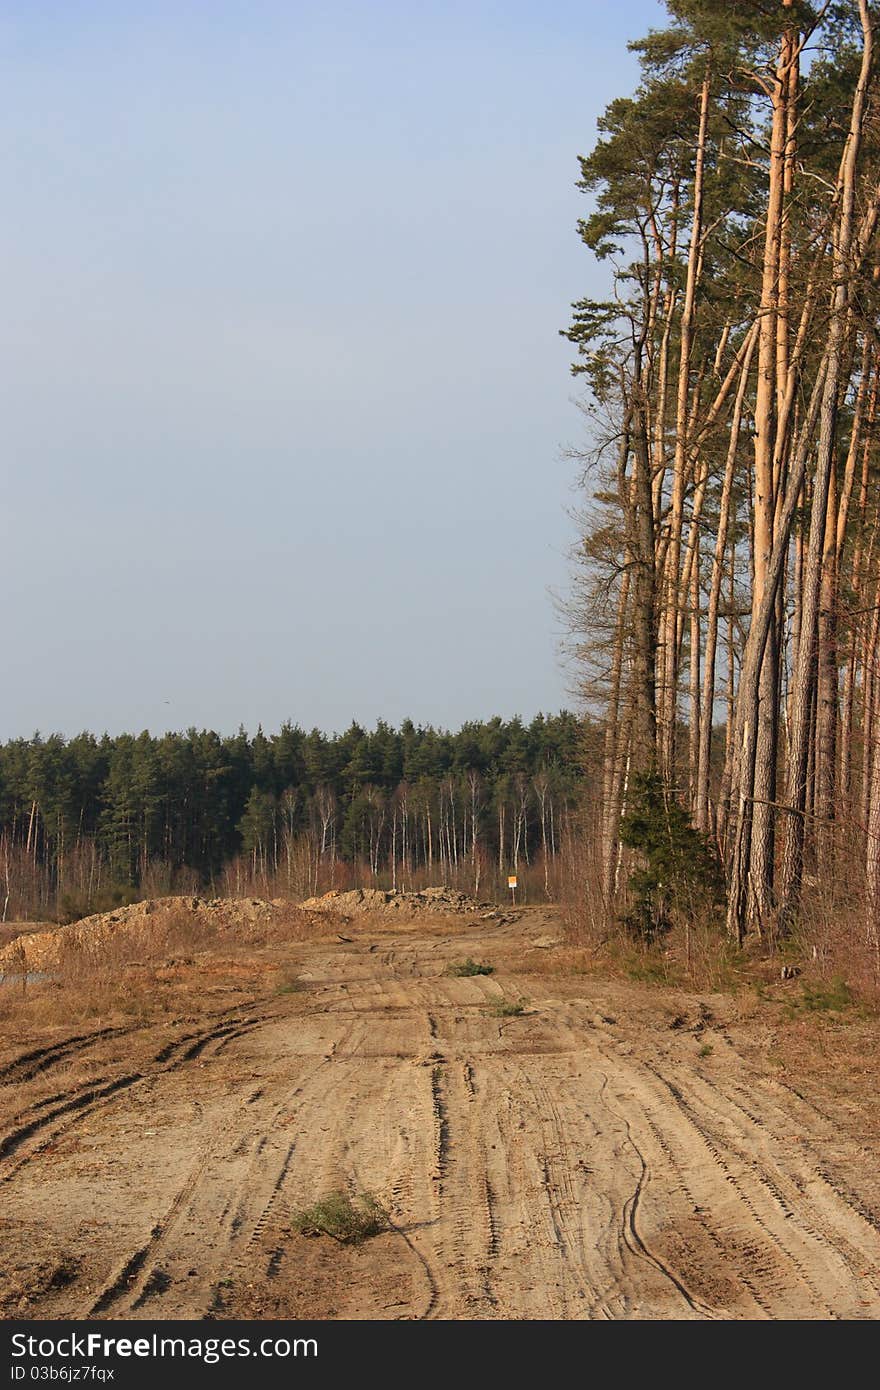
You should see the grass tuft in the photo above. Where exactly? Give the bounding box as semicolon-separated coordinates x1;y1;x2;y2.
292;1191;389;1244
488;997;528;1017
447;958;494;977
274;964;306;995
788;976;854;1016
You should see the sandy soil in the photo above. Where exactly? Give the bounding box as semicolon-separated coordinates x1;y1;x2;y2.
1;907;879;1321
0;922;55;951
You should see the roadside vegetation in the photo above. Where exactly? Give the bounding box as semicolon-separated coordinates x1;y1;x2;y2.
559;0;880;1008
0;899;334;1031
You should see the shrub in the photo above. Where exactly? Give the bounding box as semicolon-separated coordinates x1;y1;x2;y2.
292;1192;389;1243
57;884;141;925
447;958;494;977
488;997;527;1017
619;773;723;944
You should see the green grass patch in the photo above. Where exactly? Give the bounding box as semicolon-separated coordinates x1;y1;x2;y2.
292;1191;389;1244
447;958;494;977
698;1043;714;1058
625;957;670;985
789;976;854;1016
488;997;528;1017
275;964;306;994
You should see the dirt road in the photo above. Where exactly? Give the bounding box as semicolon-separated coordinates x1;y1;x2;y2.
2;910;879;1320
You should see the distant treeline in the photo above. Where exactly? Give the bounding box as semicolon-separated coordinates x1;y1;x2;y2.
0;714;589;918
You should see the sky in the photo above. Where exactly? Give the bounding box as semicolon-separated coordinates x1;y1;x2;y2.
1;0;666;741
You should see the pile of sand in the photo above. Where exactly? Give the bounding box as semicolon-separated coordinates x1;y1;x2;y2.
298;885;512;920
0;895;329;974
0;888;516;977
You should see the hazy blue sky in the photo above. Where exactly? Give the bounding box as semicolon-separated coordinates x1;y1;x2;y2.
2;0;665;740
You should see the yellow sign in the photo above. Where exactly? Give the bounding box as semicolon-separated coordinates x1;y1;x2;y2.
508;875;517;889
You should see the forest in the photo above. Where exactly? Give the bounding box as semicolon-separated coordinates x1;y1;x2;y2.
0;715;583;920
563;0;880;986
8;0;880;1000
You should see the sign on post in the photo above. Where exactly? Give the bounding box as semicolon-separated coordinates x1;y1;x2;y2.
508;874;517;904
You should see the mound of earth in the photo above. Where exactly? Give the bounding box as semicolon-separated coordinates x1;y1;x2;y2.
0;895;332;974
298;885;516;921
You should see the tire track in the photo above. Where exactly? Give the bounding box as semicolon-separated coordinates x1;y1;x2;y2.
86;1042;349;1318
0;1001;273;1086
672;1067;880;1305
624;1093;773;1316
521;1068;620;1318
0;1073;144;1169
0;1010;273;1187
597;1071;720;1320
473;1060;590;1320
427;1061;498;1316
636;1059;840;1317
5;910;880;1321
0;1026;132;1085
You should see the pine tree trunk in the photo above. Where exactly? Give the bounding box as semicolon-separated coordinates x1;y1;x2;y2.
779;0;873;930
697;327;757;831
747;22;793;935
658;70;710;783
600;553;632;902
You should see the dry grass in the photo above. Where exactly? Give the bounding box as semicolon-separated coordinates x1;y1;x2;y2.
794;885;880;1006
487;997;528;1017
557;835;609;948
495;944;599;977
517;915;747;995
0;899;344;1034
6;1053;110;1124
230;902;351;946
555;819;880;1004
